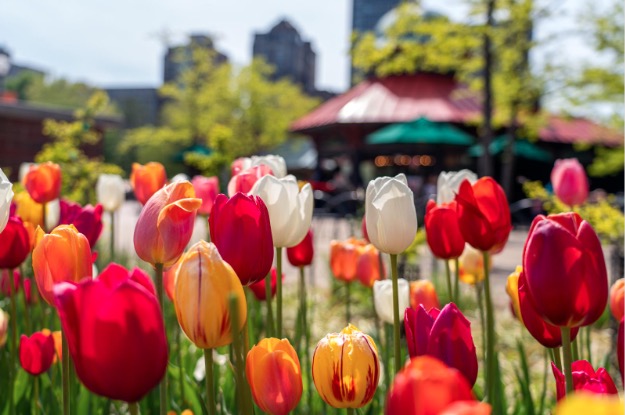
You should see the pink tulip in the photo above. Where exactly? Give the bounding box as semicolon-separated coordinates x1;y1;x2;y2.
227;165;273;197
550;159;589;207
191;176;220;216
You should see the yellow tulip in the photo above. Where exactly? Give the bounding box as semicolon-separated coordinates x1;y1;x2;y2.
312;324;379;409
13;191;44;228
555;392;623;415
174;240;247;349
458;244;491;285
506;266;524;324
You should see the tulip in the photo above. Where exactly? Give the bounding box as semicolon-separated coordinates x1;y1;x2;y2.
163;255;183;302
209;193;273;285
231;157;252;176
437;170;477;205
458;244;490;285
365;174;417;255
551;360;618;401
385;356;475;415
0;216;30;269
0;168;13;234
41;328;63;362
440;402;492;415
251;175;313;248
174;240;247;349
191;176;220;216
357;244;384;288
555;393;624;415
0;269;20;297
551;158;589;207
330;240;344;279
134;181;201;269
609;278;624;321
130;162;167;205
96;174;125;212
409;280;440;312
19;332;55;376
374;279;410;324
312;324;379;409
58;200;104;248
424;200;465;259
0;309;8;347
54;263;168;402
523;213;607;328
404;303;478;386
339;239;365;283
250;155;287;178
23;162;61;204
246;338;302;415
228;165;273;197
455;177;511;254
249;268;281;301
287;229;314;267
32;225;93;305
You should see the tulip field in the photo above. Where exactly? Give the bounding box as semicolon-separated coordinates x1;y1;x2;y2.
0;156;623;415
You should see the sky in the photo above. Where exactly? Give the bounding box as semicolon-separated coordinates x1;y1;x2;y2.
0;0;615;98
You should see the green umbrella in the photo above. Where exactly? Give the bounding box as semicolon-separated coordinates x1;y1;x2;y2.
366;117;475;145
468;136;553;162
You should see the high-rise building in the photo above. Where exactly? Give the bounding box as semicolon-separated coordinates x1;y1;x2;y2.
163;34;228;84
253;19;316;94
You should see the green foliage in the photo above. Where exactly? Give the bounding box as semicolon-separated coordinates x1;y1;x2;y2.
34;91;123;205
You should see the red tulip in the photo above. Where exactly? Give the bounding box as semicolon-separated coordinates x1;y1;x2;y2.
249;268;282;301
551;158;589;207
209;193;273;285
23;162;61;204
424;200;465;259
523;212;608;327
58;200;104;248
130;162;167;205
227;165;273;197
191;175;220;216
551;360;618;401
0;216;31;269
404;303;478;386
54;263;168;402
385;356;475;415
455;177;511;253
23;278;34;304
618;319;623;383
287;229;314;267
1;268;20;297
19;332;55;376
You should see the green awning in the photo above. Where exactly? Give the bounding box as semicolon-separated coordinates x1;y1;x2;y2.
468;136;553;162
173;144;213;163
366;117;475;146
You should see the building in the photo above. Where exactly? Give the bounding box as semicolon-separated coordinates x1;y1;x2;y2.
0;46;46;91
163;34;228;84
253;19;316;95
105;87;161;128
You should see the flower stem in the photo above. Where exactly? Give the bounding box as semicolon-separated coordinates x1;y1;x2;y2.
345;282;351;324
229;294;252;415
62;330;71;415
454;257;460;307
552;346;563;372
176;326;186;407
475;283;487;367
9;283;17;415
42;202;47;233
390;253;401;374
33;375;40;415
346;408;355;415
444;259;453;303
276;247;283;338
482;251;497;406
560;327;574;395
264;270;274;337
204;348;215;415
128;402;139;415
154;263;167;415
585;327;592;365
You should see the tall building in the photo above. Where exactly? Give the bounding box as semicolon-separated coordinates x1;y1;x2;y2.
105;87;161;128
253;19;316;94
163;34;228;84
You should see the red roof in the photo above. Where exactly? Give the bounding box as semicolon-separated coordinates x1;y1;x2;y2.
539;116;623;147
290;73;481;132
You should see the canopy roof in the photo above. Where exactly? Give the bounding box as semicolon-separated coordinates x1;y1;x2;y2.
468;136;553;162
366;117;474;145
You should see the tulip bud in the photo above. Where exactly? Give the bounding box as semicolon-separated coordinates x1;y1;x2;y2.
133;181;201;269
437;170;477;205
246;338;302;415
174;240;247;349
0;168;13;234
96;174;126;212
550;158;589;207
249;268;282;301
19;332;56;376
609;278;624;322
0;217;30;269
551;360;618;401
251;175;313;248
0;309;8;347
312;324;379;408
23;162;61;204
356;244;384;288
374;278;410;324
32;225;93;305
191;175;220;216
409;280;440;311
130;162;167;205
228;165;273;197
424;200;465;259
58;200;104;248
41;328;63;363
0;269;20;297
231;157;252;176
287;229;314;267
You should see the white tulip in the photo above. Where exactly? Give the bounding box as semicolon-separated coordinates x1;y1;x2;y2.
0;168;13;234
437;169;477;204
365;174;418;255
45;199;61;231
250;155;287;178
171;173;190;183
18;163;36;184
373;278;410;324
250;174;313;248
96;174;126;212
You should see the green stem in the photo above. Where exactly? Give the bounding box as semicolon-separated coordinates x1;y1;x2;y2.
42;202;47;233
444;259;453;303
33;375;39;415
345;282;351;324
454;257;460;307
560;327;574;395
9;284;17;415
265;271;274;337
229;294;252;415
176;327;186;407
552;346;563;372
128;402;139;415
482;251;497;406
390;254;401;374
346;408;355;415
585;326;592;365
154;263;167;415
20;270;30;333
62;330;70;415
572;336;580;362
204;349;215;415
276;247;283;338
110;211;115;261
206;216;211;243
302;267;313;411
475;283;487;367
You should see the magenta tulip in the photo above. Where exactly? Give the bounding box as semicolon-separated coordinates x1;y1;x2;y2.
58;200;104;248
227;165;273;197
551;360;618;401
551;158;589;207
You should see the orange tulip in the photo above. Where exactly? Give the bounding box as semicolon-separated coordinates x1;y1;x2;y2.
23;162;62;204
609;278;624;321
130;162;167;205
357;244;384;288
330;240;344;279
246;338;302;415
41;328;63;363
32;225;93;305
133;181;201;269
409;280;440;311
